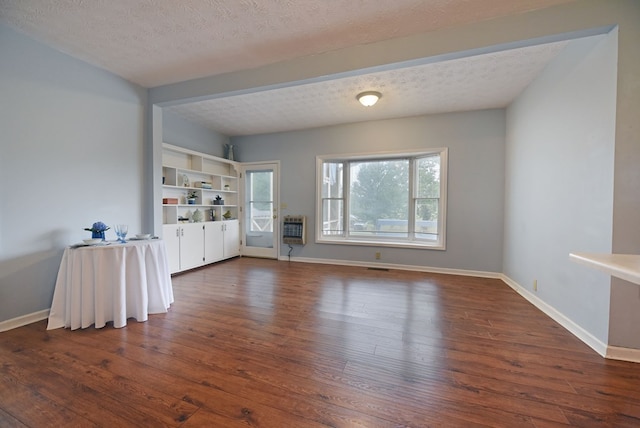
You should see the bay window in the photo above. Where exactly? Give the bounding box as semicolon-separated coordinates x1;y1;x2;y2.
317;148;447;249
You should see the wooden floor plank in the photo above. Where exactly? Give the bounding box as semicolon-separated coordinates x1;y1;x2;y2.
2;257;640;427
0;407;28;428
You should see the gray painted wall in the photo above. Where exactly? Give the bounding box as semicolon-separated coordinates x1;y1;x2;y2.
232;110;505;273
162;109;227;157
0;23;147;323
504;32;617;344
607;2;640;349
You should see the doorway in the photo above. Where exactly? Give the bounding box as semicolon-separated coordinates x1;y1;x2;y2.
240;162;280;258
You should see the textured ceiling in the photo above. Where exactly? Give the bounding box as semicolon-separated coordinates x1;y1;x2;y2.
0;0;577;136
167;40;569;136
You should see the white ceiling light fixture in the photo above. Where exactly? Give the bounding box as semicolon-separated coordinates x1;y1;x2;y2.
357;91;382;107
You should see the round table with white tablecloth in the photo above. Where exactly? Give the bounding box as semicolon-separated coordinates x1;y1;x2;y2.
47;239;174;330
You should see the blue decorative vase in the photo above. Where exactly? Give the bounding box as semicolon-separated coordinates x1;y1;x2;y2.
92;230;105;240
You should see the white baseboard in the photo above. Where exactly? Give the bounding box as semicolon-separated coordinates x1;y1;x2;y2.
0;309;49;333
499;274;640;363
277;256;502;279
606;345;640;363
500;274;609;358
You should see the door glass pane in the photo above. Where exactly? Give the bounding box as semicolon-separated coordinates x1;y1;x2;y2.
245;169;274;248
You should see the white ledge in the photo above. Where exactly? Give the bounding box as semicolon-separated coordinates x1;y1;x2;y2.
570;252;640;285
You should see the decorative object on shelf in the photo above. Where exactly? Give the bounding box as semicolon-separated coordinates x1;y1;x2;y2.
213;195;224;205
194;181;212;189
84;221;110;240
162;177;165;184
225;144;235;161
223;210;232;220
187;190;198;205
224;184;230;191
209;209;215;221
163;197;178;205
182;173;190;187
192;209;203;223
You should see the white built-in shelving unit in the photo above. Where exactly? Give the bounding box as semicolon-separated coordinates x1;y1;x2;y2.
161;143;240;273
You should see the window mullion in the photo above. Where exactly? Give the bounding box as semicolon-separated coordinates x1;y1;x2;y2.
408;157;416;240
343;161;350;237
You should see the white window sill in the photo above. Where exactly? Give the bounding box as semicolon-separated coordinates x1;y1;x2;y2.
317;237;445;251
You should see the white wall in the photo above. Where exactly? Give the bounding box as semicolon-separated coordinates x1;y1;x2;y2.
0;24;147;322
504;32;617;343
232;110;506;273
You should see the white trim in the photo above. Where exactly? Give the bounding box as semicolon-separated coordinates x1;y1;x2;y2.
0;309;49;332
606;346;640;363
277;256;501;279
500;274;609;357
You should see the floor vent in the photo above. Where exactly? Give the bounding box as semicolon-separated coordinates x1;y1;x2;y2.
367;267;389;271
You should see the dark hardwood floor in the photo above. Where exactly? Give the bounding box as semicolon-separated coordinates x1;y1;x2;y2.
2;257;640;427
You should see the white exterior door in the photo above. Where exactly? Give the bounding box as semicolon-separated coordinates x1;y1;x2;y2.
240;162;280;259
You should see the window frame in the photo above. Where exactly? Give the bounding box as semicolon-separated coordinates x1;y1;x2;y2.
316;148;448;250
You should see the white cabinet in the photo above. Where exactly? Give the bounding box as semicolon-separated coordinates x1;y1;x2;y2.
204;222;223;264
204;220;239;264
163;225;181;274
179;223;206;271
161;143;241;273
222;220;240;258
163;223;206;274
163;221;240;273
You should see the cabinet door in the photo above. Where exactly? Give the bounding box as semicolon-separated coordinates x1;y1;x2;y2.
162;225;181;274
223;220;240;258
204;223;224;263
180;223;205;271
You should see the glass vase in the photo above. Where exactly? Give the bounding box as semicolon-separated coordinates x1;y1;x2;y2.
92;231;105;240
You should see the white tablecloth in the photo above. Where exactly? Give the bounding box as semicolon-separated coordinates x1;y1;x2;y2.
47;239;174;330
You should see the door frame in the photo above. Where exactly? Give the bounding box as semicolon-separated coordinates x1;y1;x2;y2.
239;161;281;259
